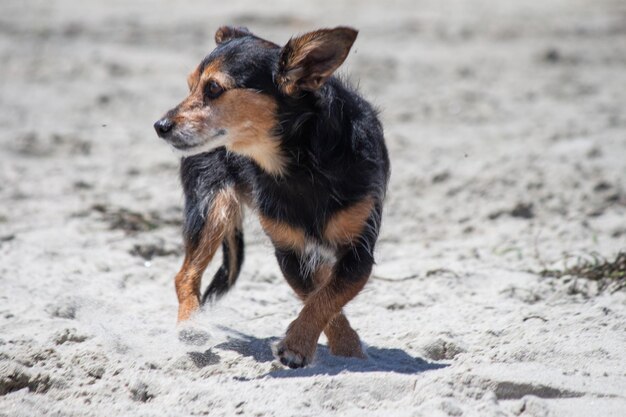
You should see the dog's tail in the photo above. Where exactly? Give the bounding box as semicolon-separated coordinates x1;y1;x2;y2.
201;222;245;305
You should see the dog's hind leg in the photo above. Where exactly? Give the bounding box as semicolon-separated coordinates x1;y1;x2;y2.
274;246;373;368
274;248;315;300
324;312;365;358
314;265;365;359
175;186;242;322
274;206;380;367
275;253;365;359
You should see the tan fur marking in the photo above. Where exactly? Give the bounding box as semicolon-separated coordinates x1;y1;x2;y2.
225;223;241;286
277;259;366;362
187;67;200;91
324;197;374;246
215;26;245;44
175;63;285;175
175;187;240;322
280;276;368;363
313;263;333;288
278;27;357;94
200;59;235;90
259;215;306;252
324;312;365;358
207;187;241;230
175;256;199;322
301;279;366;330
185;59;234;99
221;90;285;175
312;263;363;357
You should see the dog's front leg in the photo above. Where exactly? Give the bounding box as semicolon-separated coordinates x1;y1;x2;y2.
175;187;240;322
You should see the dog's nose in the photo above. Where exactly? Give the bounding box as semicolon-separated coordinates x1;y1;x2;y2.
154;118;174;137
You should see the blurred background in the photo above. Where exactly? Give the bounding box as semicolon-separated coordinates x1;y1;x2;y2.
1;0;624;263
1;0;625;415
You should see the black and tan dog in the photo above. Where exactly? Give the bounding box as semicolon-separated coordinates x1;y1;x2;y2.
154;26;389;368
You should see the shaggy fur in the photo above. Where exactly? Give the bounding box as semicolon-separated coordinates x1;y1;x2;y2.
154;26;389;368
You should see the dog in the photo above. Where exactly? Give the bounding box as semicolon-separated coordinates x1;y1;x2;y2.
154;26;389;368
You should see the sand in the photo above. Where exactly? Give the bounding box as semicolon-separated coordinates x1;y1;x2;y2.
1;0;625;416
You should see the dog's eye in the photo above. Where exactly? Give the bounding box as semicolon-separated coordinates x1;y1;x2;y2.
205;81;224;100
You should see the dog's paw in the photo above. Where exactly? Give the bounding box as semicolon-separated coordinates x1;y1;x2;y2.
327;327;366;359
324;313;366;359
272;339;314;369
329;337;366;359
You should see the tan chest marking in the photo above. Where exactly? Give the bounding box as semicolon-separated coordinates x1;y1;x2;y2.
222;90;286;176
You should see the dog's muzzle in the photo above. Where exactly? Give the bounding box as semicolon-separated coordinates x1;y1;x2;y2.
154;118;174;138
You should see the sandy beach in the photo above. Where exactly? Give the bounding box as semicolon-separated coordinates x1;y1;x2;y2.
1;0;625;415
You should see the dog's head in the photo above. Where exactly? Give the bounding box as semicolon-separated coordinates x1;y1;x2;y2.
154;26;357;175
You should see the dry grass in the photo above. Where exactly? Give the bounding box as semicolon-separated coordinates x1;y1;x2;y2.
539;251;626;293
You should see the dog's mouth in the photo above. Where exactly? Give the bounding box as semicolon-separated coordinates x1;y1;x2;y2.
169;141;195;151
167;129;227;151
166;128;228;154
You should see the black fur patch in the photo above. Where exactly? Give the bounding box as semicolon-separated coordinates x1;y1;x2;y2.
173;29;389;305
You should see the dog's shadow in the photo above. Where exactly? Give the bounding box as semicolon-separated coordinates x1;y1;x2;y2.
202;329;447;378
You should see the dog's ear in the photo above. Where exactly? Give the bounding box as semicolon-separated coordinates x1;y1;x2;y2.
276;27;358;95
215;26;252;44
